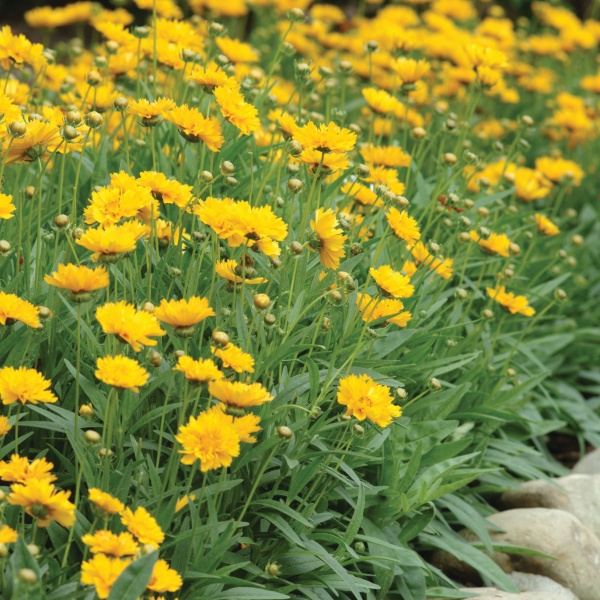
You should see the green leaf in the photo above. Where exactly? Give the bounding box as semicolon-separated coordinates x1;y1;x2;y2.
7;536;45;600
107;551;158;600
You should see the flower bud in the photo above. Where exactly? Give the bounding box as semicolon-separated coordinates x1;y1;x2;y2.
455;288;468;299
287;178;303;193
54;214;69;228
288;140;303;156
208;21;225;36
277;425;293;439
87;70;101;86
357;164;370;178
0;544;7;558
79;404;94;417
24;186;36;198
220;160;235;175
353;424;365;435
338;60;354;74
264;313;276;326
428;377;442;391
288;7;306;22
521;115;534;127
62;125;79;141
84;430;101;445
254;294;271;309
18;569;37;584
555;288;567;301
149;351;162;367
571;234;583;246
85;111;104;129
396;387;407;399
266;562;281;576
506;368;516;377
0;240;11;254
321;317;331;331
212;330;230;347
508;243;521;256
482;308;494;320
114;97;129;112
412;126;426;139
27;544;39;557
8;120;27;138
443;152;457;165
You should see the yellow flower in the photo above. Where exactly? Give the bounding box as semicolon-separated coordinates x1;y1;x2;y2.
487;285;535;317
386;208;421;246
300;148;350;174
164;105;224;151
6;119;62;165
360;144;411;168
534;214;560;236
392;57;431;84
189;62;231;93
215;259;267;285
215;36;259;63
8;478;75;527
469;231;511;257
76;222;143;262
0;193;16;219
44;264;109;299
95;355;149;393
410;242;454;280
0;292;40;328
0;366;57;405
208;379;273;409
362;88;397;114
174;493;196;513
147;559;183;594
174;356;223;384
0;415;11;437
535;156;584;186
0;454;56;483
154;297;215;334
214;85;260;135
0;525;17;544
336;374;401;428
89;488;124;515
81;554;132;599
83;185;156;227
370;265;414;298
293;121;357;154
176;405;259;471
356;293;412;328
137;171;194;210
128;97;175;120
211;344;255;373
96;301;166;352
82;530;139;557
509;167;553;202
309;208;347;270
120;506;165;548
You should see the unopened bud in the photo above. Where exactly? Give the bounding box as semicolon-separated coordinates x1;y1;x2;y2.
287;178;303;193
84;430;101;445
443;152;457;165
277;425;293;439
212;330;230;347
18;569;37;584
254;294;271;309
428;378;442;391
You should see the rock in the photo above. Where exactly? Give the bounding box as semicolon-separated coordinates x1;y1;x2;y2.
572;449;600;475
509;571;579;599
501;474;600;538
485;508;600;600
454;589;574;600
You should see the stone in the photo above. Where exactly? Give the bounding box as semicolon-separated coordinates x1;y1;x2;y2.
501;474;600;538
453;589;574;600
485;508;600;600
509;571;579;599
572;449;600;475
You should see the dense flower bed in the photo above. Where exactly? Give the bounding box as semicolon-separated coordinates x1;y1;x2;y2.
0;0;598;598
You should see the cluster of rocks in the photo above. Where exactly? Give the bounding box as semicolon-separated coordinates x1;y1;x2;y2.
430;449;600;600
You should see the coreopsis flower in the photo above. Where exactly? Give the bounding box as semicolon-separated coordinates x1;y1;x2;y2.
6;119;62;164
96;301;166;352
215;259;267;285
0;415;11;437
8;479;75;527
147;559;183;594
44;264;109;301
360;144;411;168
0;525;17;544
81;554;132;599
0;366;57;405
410;242;454;280
293;121;357;154
82;530;139;557
0;455;56;483
208;379;273;409
300;148;350;174
154;296;215;336
0;292;40;328
95;355;150;393
386;208;421;246
215;36;259;63
370;265;415;298
362;88;397;114
535;156;584;185
356;293;412;328
0;193;16;219
0;25;45;70
535;214;560;236
211;344;255;373
309;208;347;270
128;97;176;123
76;222;146;262
174;493;196;513
275;111;298;139
174;356;223;384
176;404;260;472
137;171;193;210
469;231;511;257
83;185;156;227
189;62;231;93
510;167;553;202
336;374;401;428
120;506;165;548
214;85;260;135
392;57;431;84
89;488;125;515
487;285;535;317
164;105;224;151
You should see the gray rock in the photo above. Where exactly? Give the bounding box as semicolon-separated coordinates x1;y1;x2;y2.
501;474;600;538
572;449;600;475
509;572;579;599
485;508;600;600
